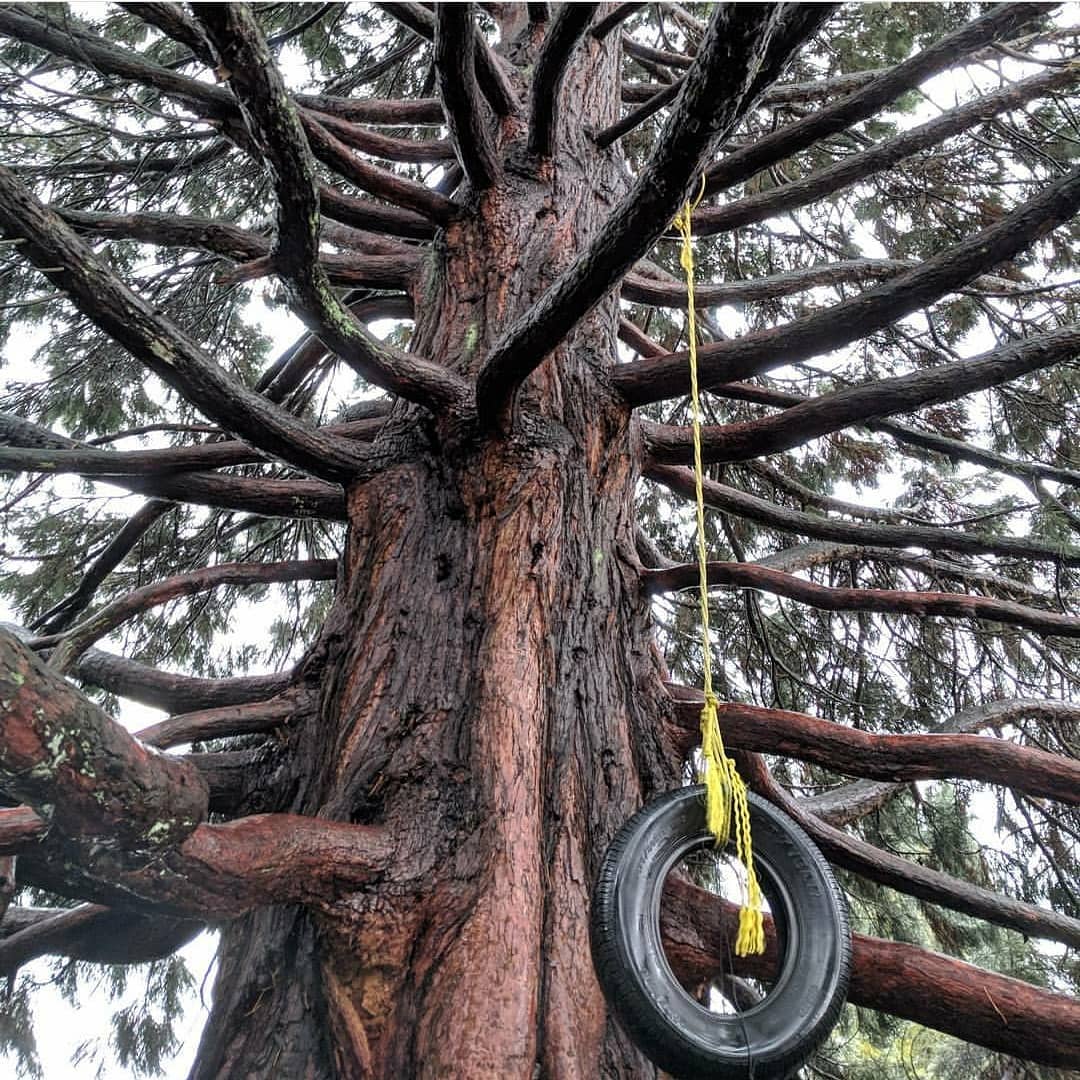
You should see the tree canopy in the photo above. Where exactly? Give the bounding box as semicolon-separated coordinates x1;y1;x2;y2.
0;3;1079;1077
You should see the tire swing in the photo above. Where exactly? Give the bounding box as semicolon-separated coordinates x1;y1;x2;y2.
590;187;852;1079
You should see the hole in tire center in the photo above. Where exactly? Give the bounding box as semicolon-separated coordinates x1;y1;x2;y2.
658;845;786;1016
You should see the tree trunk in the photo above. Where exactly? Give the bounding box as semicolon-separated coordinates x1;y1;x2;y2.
190;29;679;1078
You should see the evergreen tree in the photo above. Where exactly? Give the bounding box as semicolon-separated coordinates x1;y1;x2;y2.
0;3;1078;1076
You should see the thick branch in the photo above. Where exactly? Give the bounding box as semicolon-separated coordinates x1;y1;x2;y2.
136;692;304;750
645;323;1080;465
739;751;1080;949
36;559;337;673
527;2;599;158
0;806;48;854
434;4;499;189
694;64;1080;237
475;3;830;421
196;5;470;415
615;163;1080;404
294;94;443;126
662;879;1080;1067
664;694;1080;805
646;559;1080;638
72;648;295;713
0;904;202;977
0;630;208;852
0;168;371;482
700;2;1052;197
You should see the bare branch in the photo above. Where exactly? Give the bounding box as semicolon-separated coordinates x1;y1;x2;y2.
616;165;1080;404
738;750;1080;949
527;2;599;158
295;94;443;126
475;3;831;422
694;64;1080;237
0;168;372;482
701;2;1053;197
33;559;337;673
435;4;499;189
645;464;1080;567
31;500;176;635
137;691;304;750
0;806;48;855
591;3;645;41
195;5;471;415
664;692;1080;805
645;559;1080;639
644;323;1080;464
0;904;202;977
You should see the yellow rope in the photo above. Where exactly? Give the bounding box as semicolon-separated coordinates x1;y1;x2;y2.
673;180;765;957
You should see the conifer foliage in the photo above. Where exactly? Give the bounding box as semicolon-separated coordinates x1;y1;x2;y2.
0;3;1079;1077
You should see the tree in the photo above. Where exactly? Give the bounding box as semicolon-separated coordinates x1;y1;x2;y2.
0;1;1078;1076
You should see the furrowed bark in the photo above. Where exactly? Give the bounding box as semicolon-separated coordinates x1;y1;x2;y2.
475;3;826;422
616;163;1080;404
527;2;599;158
645;559;1080;638
0;167;371;482
645;464;1080;566
36;559;338;673
661;879;1080;1068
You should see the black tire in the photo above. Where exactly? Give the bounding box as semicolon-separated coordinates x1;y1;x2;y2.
590;786;851;1080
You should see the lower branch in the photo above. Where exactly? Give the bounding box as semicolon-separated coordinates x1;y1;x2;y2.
661;877;1080;1068
664;692;1080;805
137;691;305;750
0;903;202;977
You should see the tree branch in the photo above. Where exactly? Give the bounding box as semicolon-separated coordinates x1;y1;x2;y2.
591;3;645;41
664;692;1080;805
136;691;305;750
475;3;831;422
646;558;1080;638
737;750;1080;949
661;878;1080;1067
195;5;471;416
694;64;1080;237
0;168;372;482
30;499;176;635
700;2;1052;197
644;323;1080;465
615;163;1080;404
32;559;337;674
0;903;202;978
0;806;49;855
527;2;599;158
434;4;499;189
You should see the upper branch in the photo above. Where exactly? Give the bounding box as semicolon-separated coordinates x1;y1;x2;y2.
643;322;1080;464
0;167;371;482
474;3;831;423
527;2;599;158
195;4;471;416
700;2;1052;198
615;162;1080;404
434;4;499;189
